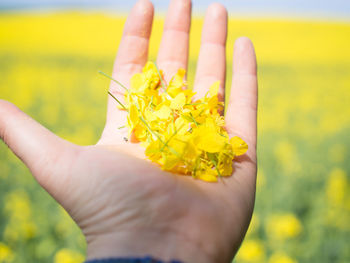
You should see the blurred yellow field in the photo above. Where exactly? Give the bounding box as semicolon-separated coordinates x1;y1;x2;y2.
0;13;350;263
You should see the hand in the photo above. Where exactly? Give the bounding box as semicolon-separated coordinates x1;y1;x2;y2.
0;0;257;262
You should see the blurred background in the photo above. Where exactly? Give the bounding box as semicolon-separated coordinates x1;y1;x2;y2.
0;0;350;262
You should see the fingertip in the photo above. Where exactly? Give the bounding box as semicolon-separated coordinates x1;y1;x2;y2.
170;0;192;10
124;0;154;38
234;37;255;57
201;3;227;44
133;0;154;23
207;2;227;20
0;100;22;123
135;0;154;13
165;0;192;32
234;36;252;46
233;37;257;75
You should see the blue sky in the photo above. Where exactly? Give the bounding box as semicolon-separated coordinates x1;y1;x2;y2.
1;0;350;20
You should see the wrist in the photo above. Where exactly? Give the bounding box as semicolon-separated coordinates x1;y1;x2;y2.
85;229;222;263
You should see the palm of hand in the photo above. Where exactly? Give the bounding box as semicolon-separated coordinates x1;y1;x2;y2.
60;141;256;262
0;0;257;262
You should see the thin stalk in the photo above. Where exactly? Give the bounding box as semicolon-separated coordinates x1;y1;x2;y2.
161;127;180;151
192;156;200;178
139;116;181;158
108;91;127;111
189;112;199;126
154;62;167;91
99;71;130;93
208;153;222;178
184;102;205;106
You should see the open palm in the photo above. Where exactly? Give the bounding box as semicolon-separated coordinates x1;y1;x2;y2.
0;0;257;262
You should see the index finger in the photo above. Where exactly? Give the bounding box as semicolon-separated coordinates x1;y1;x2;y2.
100;0;154;144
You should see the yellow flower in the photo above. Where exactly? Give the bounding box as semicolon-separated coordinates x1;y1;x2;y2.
170;92;186;110
268;252;297;263
154;105;172;120
109;61;248;182
197;169;219;182
230;136;248;156
191;118;227;153
131;61;160;93
167;68;186;97
54;248;85;263
127;104;139;130
236;239;265;262
0;242;14;262
326;168;347;206
208;80;220;97
266;213;302;240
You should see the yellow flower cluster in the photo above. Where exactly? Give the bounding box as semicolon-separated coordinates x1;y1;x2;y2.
109;62;248;182
54;248;84;263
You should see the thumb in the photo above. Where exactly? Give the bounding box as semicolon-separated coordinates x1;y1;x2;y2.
0;99;80;194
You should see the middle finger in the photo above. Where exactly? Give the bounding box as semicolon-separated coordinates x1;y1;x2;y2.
157;0;192;82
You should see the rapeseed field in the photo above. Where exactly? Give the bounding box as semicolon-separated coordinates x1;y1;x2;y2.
0;13;350;263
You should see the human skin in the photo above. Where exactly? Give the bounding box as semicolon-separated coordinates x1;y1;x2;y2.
0;0;258;262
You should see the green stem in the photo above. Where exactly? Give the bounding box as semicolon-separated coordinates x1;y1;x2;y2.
189;112;199;126
208;153;222;178
99;71;130;93
139;116;181;158
108;91;127;111
184;102;205;106
192;156;200;178
161;127;180;151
